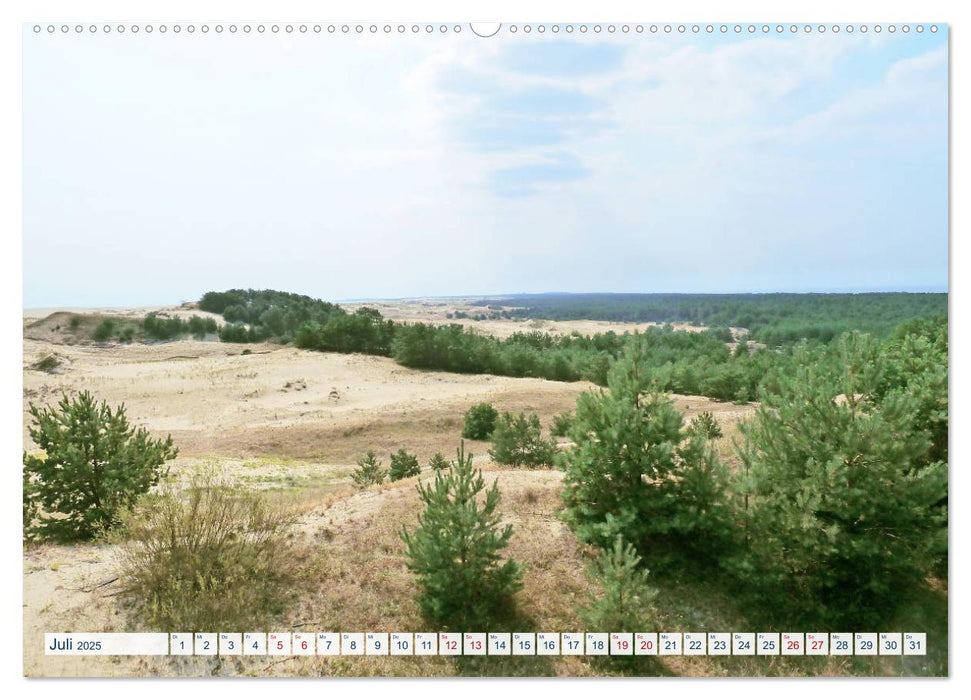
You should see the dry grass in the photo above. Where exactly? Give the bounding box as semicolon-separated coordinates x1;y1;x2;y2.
117;472;308;633
23;458;947;677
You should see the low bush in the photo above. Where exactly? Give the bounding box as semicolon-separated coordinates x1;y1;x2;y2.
389;448;420;481
550;411;574;437
428;452;450;472
351;451;387;488
118;472;298;632
462;402;499;440
489;412;557;468
93;319;115;342
32;355;61;373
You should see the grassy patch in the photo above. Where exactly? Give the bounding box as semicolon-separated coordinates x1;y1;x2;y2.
31;355;61;373
117;471;312;632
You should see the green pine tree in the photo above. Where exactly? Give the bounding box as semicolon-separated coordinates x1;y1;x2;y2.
489;411;557;468
23;391;177;542
550;411;574;437
560;342;731;561
686;411;722;440
462;402;499;440
351;450;387;488
400;442;523;628
389;448;420;481
730;332;947;628
581;535;658;633
428;452;451;471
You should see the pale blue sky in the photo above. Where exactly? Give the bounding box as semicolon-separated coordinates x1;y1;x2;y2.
23;27;948;307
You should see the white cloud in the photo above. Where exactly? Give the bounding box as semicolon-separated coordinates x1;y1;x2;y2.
776;45;947;145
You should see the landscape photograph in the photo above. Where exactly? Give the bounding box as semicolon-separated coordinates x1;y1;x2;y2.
22;23;948;678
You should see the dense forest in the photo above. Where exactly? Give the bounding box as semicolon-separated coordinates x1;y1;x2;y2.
472;292;947;344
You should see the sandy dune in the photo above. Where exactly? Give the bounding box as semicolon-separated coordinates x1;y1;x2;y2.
23;339;600;459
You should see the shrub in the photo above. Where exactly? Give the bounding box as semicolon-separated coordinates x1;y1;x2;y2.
400;443;523;629
142;313;185;340
560;345;732;562
462;402;499;440
489;412;557;468
68;315;82;330
581;535;658;633
219;323;247;343
550;410;574;437
351;450;387;488
428;452;451;471
389;448;420;481
118;472;298;631
93;319;115;342
876;316;948;467
727;333;947;628
686;411;722;439
699;363;750;402
187;315;218;339
32;355;60;373
23;391;177;542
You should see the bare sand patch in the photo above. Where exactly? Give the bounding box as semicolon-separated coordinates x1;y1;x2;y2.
342;298;708;339
22;339;599;458
24;336;752;463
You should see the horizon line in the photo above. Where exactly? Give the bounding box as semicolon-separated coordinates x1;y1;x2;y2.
22;287;949;311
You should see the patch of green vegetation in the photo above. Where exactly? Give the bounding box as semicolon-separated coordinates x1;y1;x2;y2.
489;412;557;468
462;402;498;440
401;442;523;630
142;312;217;340
23;391;177;542
389;449;420;481
32;355;60;373
351;451;387;488
556;318;947;667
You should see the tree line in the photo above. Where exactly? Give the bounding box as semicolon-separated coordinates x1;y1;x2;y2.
476;292;947;344
195;289;949;409
92;313;218;343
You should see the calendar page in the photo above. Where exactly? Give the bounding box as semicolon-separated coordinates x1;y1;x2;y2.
20;13;948;680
